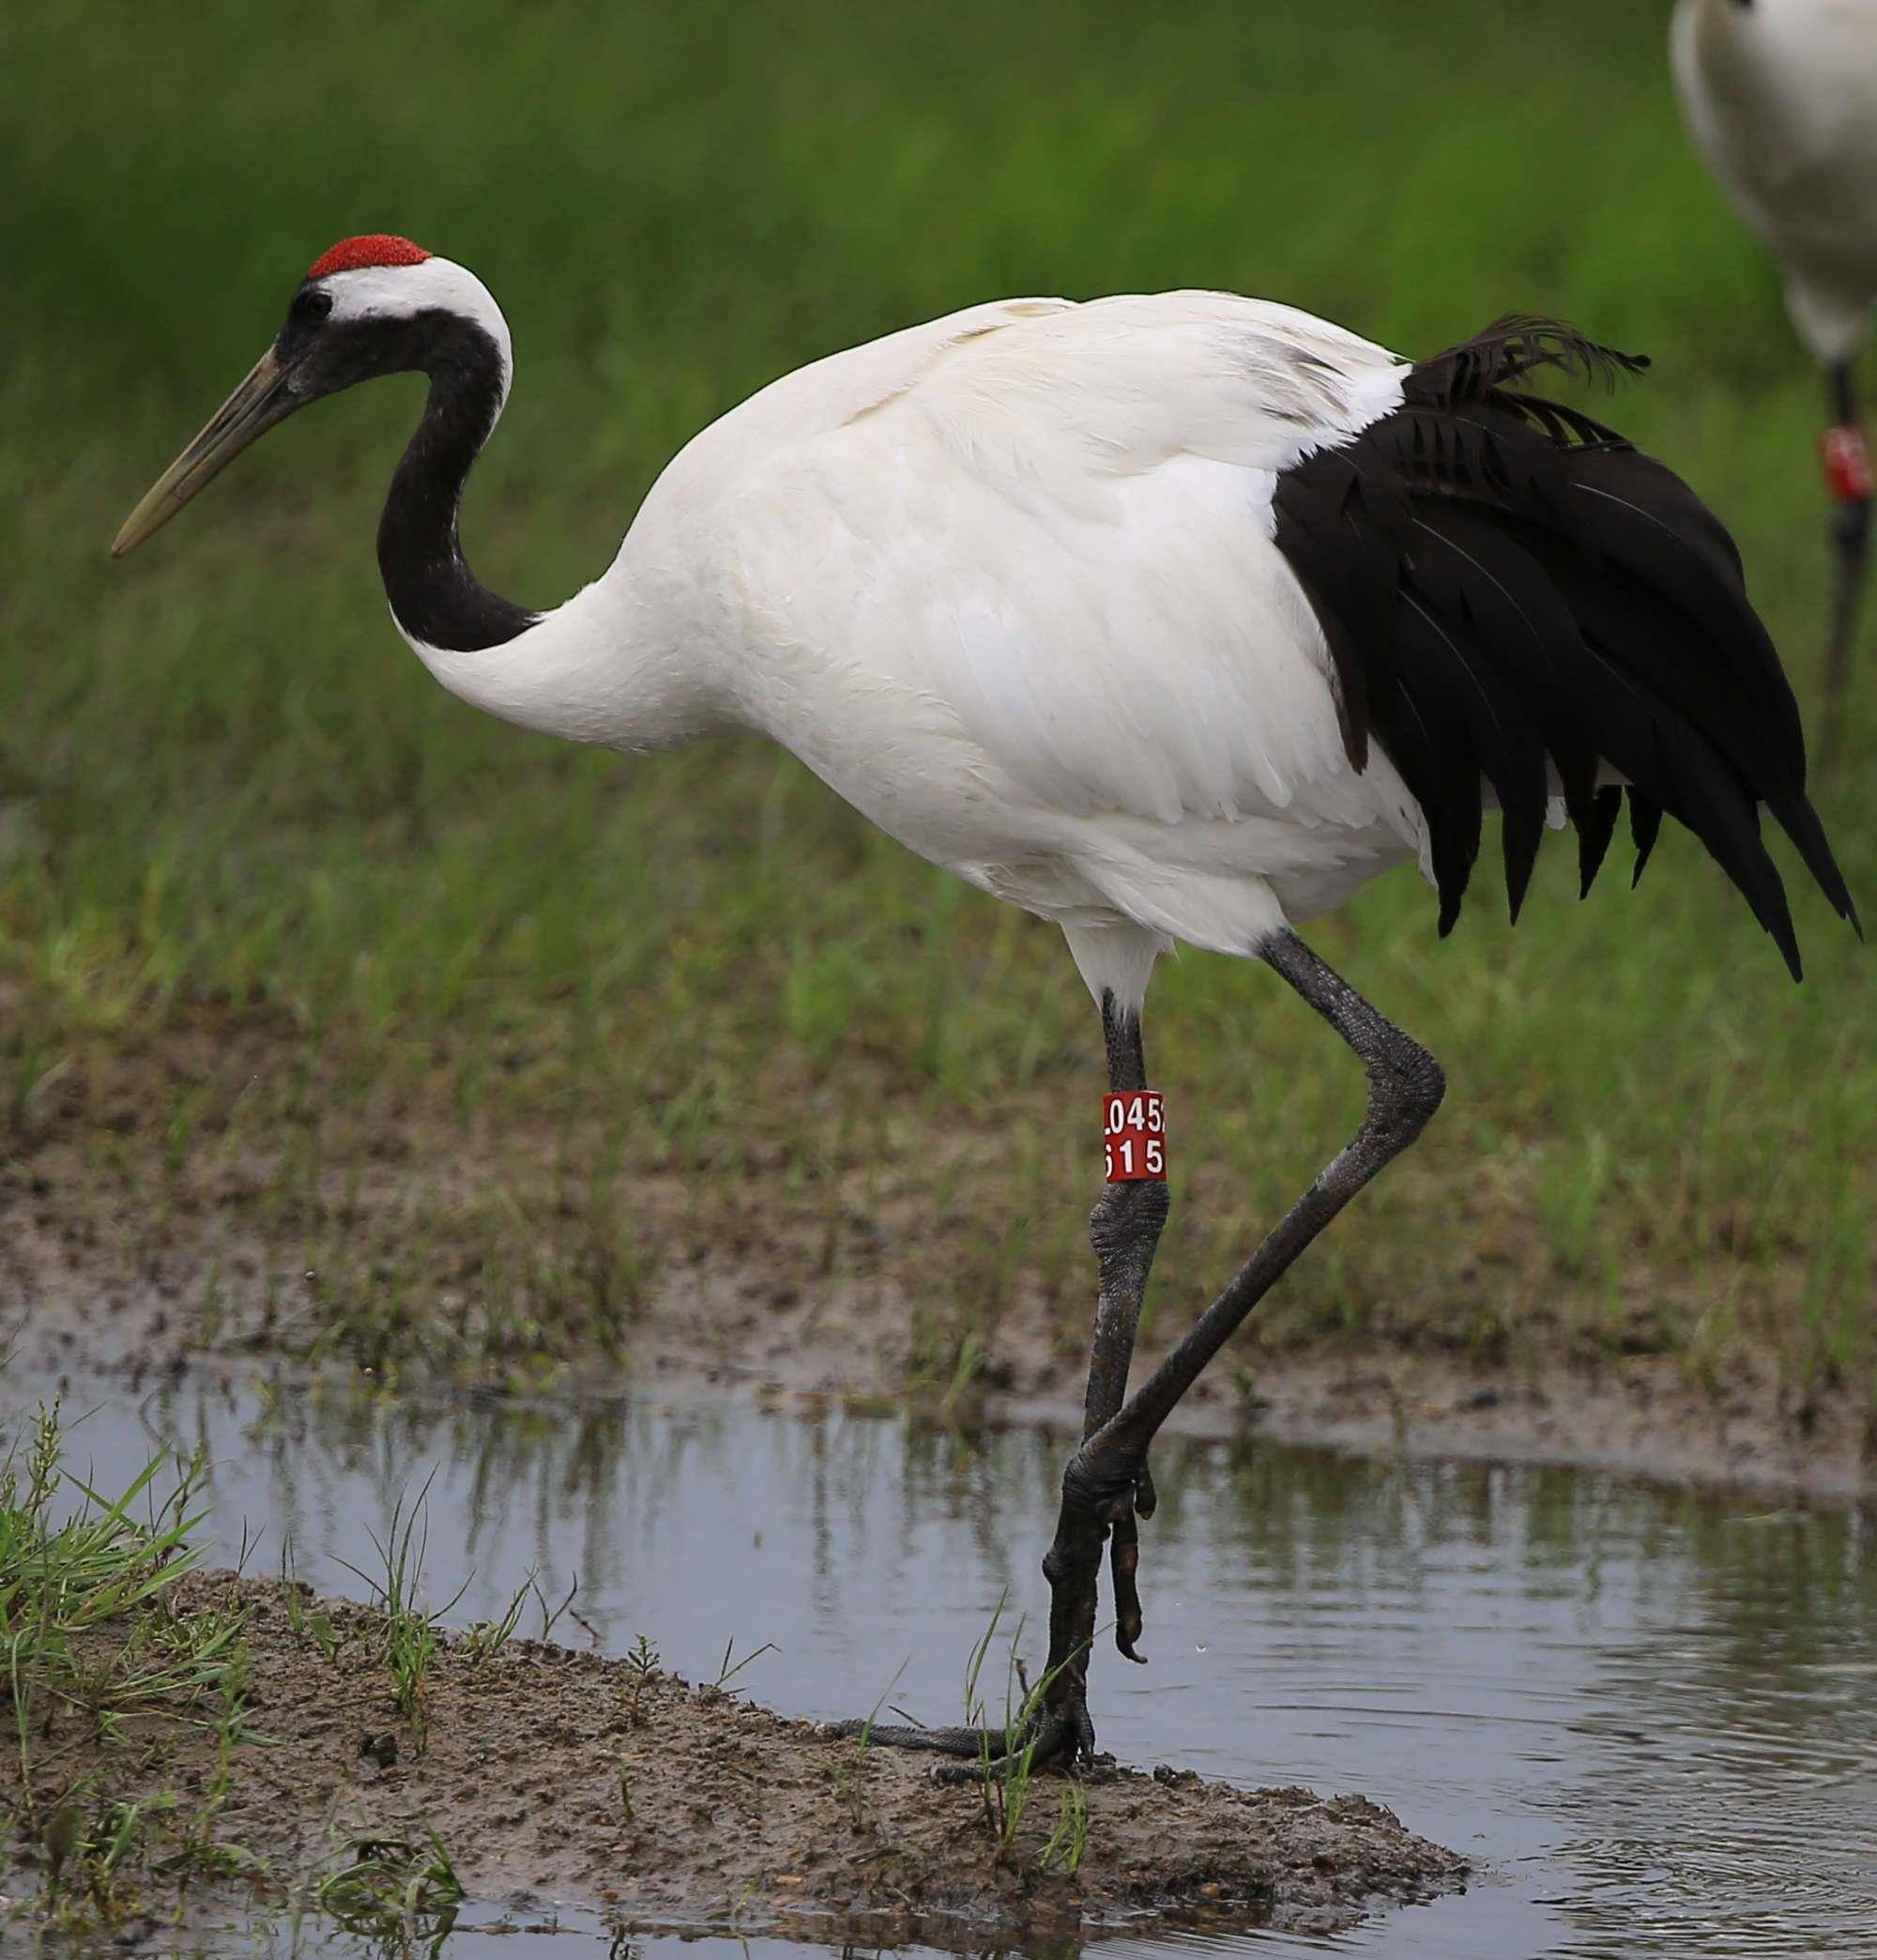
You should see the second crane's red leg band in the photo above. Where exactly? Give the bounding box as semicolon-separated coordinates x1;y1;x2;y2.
1104;1091;1166;1183
1821;424;1874;505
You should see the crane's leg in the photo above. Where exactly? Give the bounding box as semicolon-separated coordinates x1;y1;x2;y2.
1036;930;1443;1762
1821;359;1873;772
836;931;1439;1773
1083;990;1169;1667
826;989;1167;1772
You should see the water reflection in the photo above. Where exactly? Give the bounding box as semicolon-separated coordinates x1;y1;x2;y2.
23;1376;1877;1957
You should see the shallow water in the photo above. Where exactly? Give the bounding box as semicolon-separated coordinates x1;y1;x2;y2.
19;1376;1877;1957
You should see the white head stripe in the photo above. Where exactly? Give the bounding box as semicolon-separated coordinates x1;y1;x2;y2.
317;257;514;405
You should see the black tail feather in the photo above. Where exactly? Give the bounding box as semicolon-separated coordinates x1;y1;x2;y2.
1579;786;1622;899
1769;795;1861;934
1628;790;1663;890
1412;315;1650;409
1271;315;1856;978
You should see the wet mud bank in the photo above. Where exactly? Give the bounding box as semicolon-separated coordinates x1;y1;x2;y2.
16;1285;1875;1510
6;1015;1872;1507
1000;1345;1877;1504
11;1573;1465;1946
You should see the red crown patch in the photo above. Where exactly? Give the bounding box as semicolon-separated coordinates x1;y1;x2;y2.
307;235;432;280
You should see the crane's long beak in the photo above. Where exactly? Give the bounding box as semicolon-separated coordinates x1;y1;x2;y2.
112;346;301;557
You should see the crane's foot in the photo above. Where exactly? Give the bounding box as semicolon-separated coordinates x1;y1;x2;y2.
1061;1430;1157;1667
1031;1428;1153;1763
823;1432;1151;1781
1105;1453;1157;1661
822;1703;1085;1783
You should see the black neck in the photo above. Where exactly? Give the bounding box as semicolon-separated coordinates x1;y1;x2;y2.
375;314;537;652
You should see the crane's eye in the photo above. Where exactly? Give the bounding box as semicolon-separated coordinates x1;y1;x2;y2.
288;287;335;328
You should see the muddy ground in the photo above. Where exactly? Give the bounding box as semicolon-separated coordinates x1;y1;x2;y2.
8;1151;1871;1502
1;1019;1861;1945
4;1003;1871;1506
6;1573;1464;1947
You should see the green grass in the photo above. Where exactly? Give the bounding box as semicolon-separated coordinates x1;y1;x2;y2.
3;2;1872;1400
308;1829;465;1947
330;1475;465;1737
958;1596;1091;1873
0;1399;489;1941
0;1401;258;1931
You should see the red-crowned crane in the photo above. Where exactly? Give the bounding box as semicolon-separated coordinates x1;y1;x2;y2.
1671;0;1877;760
113;235;1857;1768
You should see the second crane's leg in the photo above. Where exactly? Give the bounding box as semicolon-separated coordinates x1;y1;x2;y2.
1821;360;1873;771
1040;929;1444;1761
1054;991;1169;1748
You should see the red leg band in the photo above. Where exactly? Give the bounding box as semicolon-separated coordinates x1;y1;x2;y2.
1104;1091;1166;1182
1821;424;1874;504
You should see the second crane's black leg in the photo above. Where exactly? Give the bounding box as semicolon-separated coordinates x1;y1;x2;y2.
1038;930;1444;1762
1821;359;1872;771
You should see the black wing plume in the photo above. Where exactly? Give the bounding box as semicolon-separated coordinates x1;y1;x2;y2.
1271;316;1858;978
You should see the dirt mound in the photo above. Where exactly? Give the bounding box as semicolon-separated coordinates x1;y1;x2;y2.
13;1571;1464;1946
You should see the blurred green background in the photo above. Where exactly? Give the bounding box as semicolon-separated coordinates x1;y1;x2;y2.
3;0;1871;1402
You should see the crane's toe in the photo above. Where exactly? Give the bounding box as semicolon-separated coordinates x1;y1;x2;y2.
1112;1507;1147;1662
1110;1458;1158;1661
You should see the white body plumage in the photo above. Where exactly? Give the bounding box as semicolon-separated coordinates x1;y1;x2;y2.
116;237;1848;1006
411;289;1431;1007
